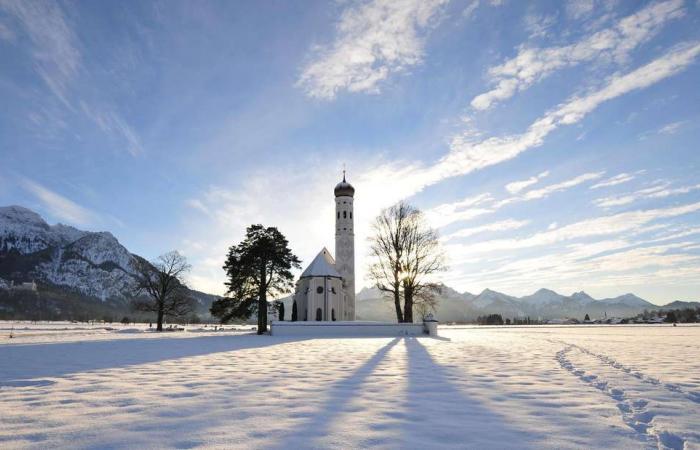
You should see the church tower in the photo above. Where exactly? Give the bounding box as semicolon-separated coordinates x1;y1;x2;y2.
334;172;355;320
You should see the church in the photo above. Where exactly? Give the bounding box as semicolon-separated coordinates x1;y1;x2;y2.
292;173;356;321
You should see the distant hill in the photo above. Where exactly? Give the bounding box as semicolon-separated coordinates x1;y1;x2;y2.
352;285;688;323
0;205;217;321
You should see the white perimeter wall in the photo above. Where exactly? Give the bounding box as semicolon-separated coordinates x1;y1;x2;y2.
270;321;427;337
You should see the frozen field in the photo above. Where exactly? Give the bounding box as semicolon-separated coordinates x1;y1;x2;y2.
1;324;699;449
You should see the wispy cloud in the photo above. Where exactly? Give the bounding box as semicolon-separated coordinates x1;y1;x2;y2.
444;201;700;264
20;177;98;227
443;219;529;241
470;0;685;110
505;170;549;194
297;0;447;99
1;0;143;156
594;181;700;208
0;0;80;106
519;171;602;200
658;120;689;135
590;172;637;189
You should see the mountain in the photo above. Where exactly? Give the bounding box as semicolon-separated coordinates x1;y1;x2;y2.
351;285;694;323
0;205;217;321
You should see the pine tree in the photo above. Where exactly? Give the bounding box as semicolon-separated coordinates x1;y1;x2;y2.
210;225;300;334
291;300;298;322
278;302;285;321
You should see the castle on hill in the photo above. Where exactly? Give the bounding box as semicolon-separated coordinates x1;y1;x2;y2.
292;173;356;321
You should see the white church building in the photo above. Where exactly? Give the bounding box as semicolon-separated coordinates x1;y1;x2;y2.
292;173;356;321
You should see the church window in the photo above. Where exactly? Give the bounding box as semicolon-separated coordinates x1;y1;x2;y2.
350;212;352;219
316;286;323;294
331;287;336;294
332;309;336;321
316;308;322;321
343;211;347;219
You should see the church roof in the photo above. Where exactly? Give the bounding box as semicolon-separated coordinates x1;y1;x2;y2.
300;247;342;279
334;172;355;197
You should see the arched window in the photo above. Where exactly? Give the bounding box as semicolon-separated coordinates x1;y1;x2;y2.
343;211;347;219
316;308;322;321
350;212;352;219
332;309;336;321
305;309;308;321
331;287;336;294
337;212;339;219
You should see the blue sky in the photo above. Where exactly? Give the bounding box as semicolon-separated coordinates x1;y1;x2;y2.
1;0;699;303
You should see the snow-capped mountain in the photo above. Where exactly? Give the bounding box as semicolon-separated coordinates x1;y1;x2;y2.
0;205;216;319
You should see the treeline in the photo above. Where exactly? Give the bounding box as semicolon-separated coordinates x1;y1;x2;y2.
634;307;700;323
0;288;204;324
476;314;543;325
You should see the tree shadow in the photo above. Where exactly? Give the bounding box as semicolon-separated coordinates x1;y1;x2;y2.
269;337;401;449
0;334;305;384
398;338;541;448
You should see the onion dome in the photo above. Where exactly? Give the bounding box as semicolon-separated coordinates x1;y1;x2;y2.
334;171;355;197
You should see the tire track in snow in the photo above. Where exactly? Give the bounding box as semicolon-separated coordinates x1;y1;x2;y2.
555;344;687;450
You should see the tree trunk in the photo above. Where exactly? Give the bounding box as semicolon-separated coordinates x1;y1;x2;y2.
258;266;267;334
393;288;403;323
156;299;164;331
403;285;414;323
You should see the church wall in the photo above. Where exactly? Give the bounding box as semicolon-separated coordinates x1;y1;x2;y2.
295;276;344;321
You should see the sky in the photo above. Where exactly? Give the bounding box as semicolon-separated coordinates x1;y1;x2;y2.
1;0;699;304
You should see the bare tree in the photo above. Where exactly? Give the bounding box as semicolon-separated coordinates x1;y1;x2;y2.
399;208;446;322
132;251;194;331
368;201;447;322
368;202;411;322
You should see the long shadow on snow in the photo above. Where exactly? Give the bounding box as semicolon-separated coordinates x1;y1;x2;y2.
269;337;401;448
0;334;304;383
398;338;540;449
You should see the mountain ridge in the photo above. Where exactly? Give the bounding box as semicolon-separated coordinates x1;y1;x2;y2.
0;205;216;321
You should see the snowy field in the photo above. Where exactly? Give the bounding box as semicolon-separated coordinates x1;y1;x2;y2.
1;324;699;449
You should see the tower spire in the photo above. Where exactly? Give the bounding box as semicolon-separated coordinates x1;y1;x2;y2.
342;163;346;182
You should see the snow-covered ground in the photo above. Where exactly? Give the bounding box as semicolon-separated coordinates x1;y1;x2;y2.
1;324;698;449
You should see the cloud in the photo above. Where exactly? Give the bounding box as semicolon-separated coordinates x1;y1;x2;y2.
505;170;549;194
565;0;596;20
594;181;700;208
0;0;80;105
470;0;685;110
297;0;448;99
20;178;98;227
523;13;556;39
79;102;143;156
443;219;529;241
519;171;604;200
424;193;494;228
658;120;688;135
446;201;700;256
398;41;700;194
590;172;636;189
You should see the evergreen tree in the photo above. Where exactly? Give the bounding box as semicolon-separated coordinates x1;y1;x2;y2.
584;313;590;321
278;301;285;321
291;300;298;322
210;225;300;334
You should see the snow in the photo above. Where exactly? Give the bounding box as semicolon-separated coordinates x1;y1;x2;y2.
1;323;699;449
